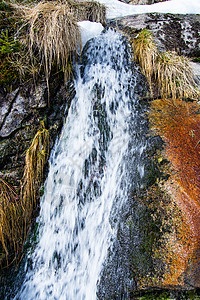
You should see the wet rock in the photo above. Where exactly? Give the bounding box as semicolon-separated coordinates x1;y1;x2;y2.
29;83;47;109
0;74;71;187
0;88;18;128
0;93;29;137
109;13;200;57
0;83;48;138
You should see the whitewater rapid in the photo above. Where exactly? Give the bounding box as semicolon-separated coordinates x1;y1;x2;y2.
15;29;141;300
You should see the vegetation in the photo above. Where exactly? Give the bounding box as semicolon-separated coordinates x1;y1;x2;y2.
10;1;80;104
0;123;50;267
156;51;198;99
132;29;199;100
0;178;21;261
0;0;106;92
21;122;50;233
0;1;22;86
131;29;158;94
70;0;106;24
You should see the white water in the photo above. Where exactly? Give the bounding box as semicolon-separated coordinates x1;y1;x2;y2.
16;29;140;300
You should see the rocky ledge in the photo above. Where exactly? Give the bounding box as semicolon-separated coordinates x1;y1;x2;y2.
109;13;200;57
0;76;74;186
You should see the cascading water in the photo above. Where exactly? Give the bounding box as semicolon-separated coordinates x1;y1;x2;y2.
15;29;145;300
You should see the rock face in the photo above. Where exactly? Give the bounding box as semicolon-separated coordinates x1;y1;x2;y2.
103;12;200;297
109;13;200;57
0;76;74;186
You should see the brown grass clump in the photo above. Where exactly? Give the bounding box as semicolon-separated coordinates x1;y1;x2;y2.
15;1;81;104
132;28;158;94
70;1;106;24
132;29;199;100
0;178;21;259
21;122;50;214
0;123;50;267
6;0;106;97
156;51;199;99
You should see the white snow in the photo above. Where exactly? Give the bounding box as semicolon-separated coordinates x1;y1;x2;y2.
92;0;200;19
78;21;104;49
77;0;200;49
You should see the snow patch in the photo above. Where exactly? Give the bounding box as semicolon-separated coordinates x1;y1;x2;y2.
78;21;104;50
92;0;200;19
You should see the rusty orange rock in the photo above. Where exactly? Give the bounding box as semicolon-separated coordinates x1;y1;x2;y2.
149;99;200;287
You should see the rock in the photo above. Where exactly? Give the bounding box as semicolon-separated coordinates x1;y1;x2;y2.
0;88;19;128
109;13;200;57
0;83;48;138
0;93;29;137
191;62;200;86
0;74;72;187
29;83;47;109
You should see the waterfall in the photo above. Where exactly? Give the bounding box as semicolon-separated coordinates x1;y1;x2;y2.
15;29;142;300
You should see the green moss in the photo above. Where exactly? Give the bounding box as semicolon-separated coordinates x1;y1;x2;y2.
193;57;200;63
138;291;171;299
0;2;22;87
0;56;19;86
127;191;164;281
135;289;200;299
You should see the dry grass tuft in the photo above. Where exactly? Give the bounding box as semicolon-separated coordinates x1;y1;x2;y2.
21;122;50;213
132;29;199;100
70;0;106;24
8;0;106;100
155;51;199;99
0;123;50;267
15;1;81;104
132;28;158;94
0;178;21;258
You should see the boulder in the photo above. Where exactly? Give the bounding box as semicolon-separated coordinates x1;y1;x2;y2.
109;13;200;57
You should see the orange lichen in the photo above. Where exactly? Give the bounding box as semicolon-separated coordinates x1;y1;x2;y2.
149;99;200;287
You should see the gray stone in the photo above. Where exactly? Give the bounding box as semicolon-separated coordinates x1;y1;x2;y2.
0;89;19;128
191;62;200;88
109;13;200;57
29;83;47;109
0;82;48;137
0;93;28;137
